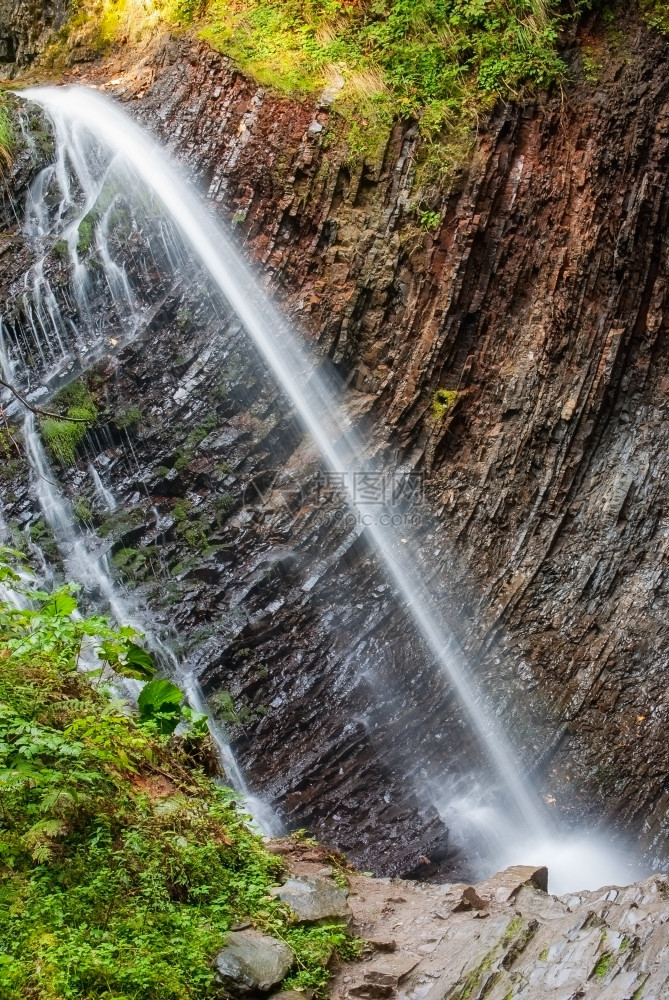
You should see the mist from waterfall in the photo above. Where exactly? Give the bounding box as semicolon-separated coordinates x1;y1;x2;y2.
3;83;642;890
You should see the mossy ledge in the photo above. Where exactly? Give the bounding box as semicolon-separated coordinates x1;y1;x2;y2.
49;0;640;178
0;561;359;999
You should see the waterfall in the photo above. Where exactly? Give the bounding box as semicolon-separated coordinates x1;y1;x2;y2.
20;85;546;836
4;83;642;890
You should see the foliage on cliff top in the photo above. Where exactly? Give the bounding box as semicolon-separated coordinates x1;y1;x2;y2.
72;0;587;171
0;555;358;999
195;0;574;164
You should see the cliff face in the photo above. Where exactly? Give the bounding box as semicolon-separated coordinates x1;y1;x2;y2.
0;0;70;68
2;12;669;876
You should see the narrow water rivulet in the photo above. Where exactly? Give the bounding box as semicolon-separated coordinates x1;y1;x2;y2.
1;83;645;891
18;410;278;830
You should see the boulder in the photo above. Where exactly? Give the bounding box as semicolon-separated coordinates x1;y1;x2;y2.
269;875;353;925
214;928;293;992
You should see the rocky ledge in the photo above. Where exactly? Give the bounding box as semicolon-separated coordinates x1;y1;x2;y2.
264;839;668;1000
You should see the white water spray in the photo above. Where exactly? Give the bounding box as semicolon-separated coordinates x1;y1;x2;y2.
14;84;643;889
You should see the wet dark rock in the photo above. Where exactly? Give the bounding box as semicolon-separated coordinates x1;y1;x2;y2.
214;928;293;992
0;0;71;67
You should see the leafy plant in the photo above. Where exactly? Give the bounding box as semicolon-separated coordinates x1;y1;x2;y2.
138;678;184;734
0;552;360;998
641;0;669;33
419;209;441;231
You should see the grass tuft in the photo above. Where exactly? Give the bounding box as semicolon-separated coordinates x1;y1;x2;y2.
0;95;15;171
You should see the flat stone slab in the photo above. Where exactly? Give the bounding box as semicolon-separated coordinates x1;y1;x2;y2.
270;875;352;924
214;928;293;992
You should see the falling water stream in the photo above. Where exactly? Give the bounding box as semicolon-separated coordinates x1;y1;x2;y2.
1;84;643;890
21;408;274;808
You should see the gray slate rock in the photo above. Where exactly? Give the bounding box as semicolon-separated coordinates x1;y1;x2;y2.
214;928;293;992
270;876;352;924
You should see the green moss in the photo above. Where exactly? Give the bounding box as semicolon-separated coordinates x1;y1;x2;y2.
0;95;15;170
40;415;91;466
111;546;164;586
0;562;360;999
73;496;93;524
98;506;145;539
40;380;98;466
52;239;69;258
77;212;95;253
431;388;459;420
593;952;613;978
115;405;143;430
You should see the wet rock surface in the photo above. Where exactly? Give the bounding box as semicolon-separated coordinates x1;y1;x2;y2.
0;0;71;69
276;838;669;1000
269;876;352;925
2;12;669;879
214;928;293;993
334;868;669;1000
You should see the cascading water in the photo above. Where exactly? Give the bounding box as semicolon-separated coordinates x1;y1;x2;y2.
3;83;642;890
15;410;280;833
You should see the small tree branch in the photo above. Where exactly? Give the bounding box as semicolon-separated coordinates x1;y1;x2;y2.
0;376;89;422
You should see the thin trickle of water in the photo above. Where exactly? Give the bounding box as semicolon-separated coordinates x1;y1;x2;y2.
21;85;546;840
89;463;117;511
19;413;274;831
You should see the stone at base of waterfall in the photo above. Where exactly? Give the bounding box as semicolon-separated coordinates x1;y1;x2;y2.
214;928;293;992
269;876;353;925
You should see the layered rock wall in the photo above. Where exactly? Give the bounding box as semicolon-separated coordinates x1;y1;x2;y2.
2;11;669;875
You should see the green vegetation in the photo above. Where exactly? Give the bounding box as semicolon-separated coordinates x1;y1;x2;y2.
111;545;158;585
0;429;22;484
98;505;145;539
40;380;98;466
593;952;613;978
172;499;211;551
641;0;669;33
211;689;256;727
73;496;93;525
77;213;95;254
194;0;578;172
71;0;608;180
419;208;442;231
0;552;360;999
0;95;15;171
115;405;143;430
431;387;459;420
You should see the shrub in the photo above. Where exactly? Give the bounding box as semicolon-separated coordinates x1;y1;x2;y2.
0;553;360;999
